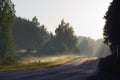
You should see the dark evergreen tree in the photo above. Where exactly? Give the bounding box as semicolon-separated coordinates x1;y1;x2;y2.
13;17;50;56
32;25;50;51
0;0;15;58
103;0;120;59
99;0;120;72
13;17;38;50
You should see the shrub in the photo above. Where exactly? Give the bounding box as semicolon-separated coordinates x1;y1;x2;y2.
1;52;18;65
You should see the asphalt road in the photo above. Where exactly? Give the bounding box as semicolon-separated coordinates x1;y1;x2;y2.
0;57;99;80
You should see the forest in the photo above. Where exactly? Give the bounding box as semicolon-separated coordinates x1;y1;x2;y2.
1;0;120;80
0;0;111;67
11;16;110;59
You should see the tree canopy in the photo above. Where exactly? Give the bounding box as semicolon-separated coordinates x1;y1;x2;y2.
39;20;80;56
13;17;49;52
55;19;78;53
103;0;120;59
0;0;15;58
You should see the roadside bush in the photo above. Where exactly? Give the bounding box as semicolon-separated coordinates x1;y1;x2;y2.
1;52;18;65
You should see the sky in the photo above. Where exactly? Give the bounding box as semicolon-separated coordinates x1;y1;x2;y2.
12;0;112;40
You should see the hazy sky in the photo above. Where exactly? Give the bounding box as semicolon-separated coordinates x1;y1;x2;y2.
12;0;112;39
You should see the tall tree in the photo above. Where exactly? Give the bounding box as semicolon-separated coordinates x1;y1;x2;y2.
32;16;40;26
103;0;120;59
0;0;15;58
55;19;79;53
36;20;79;56
32;24;50;51
13;16;50;56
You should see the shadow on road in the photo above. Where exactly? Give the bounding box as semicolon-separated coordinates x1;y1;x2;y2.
87;57;120;80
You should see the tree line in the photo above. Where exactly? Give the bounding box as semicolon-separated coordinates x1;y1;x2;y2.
77;36;110;57
1;0;118;67
13;17;80;57
0;0;80;65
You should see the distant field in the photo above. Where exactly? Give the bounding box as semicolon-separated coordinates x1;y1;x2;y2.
0;55;79;72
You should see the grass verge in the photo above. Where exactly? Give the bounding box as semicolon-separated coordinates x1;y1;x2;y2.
0;55;78;72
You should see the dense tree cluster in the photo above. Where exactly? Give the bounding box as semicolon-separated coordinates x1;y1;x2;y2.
13;17;79;57
38;20;79;56
0;0;112;66
13;16;110;57
13;16;49;52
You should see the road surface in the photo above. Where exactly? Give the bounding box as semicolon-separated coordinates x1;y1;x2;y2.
0;57;99;80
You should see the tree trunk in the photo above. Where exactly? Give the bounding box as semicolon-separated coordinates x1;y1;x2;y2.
118;45;120;62
111;45;116;58
116;45;119;60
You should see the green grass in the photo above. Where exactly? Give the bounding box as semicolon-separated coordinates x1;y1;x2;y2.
0;55;78;72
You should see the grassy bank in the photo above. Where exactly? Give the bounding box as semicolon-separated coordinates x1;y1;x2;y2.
0;55;79;72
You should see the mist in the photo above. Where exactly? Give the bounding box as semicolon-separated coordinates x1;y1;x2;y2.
77;36;110;57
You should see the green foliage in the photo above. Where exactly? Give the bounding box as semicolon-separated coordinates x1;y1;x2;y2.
13;17;38;50
1;52;17;65
39;19;80;55
13;17;79;57
32;25;50;51
0;0;15;58
55;19;78;53
13;17;50;52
